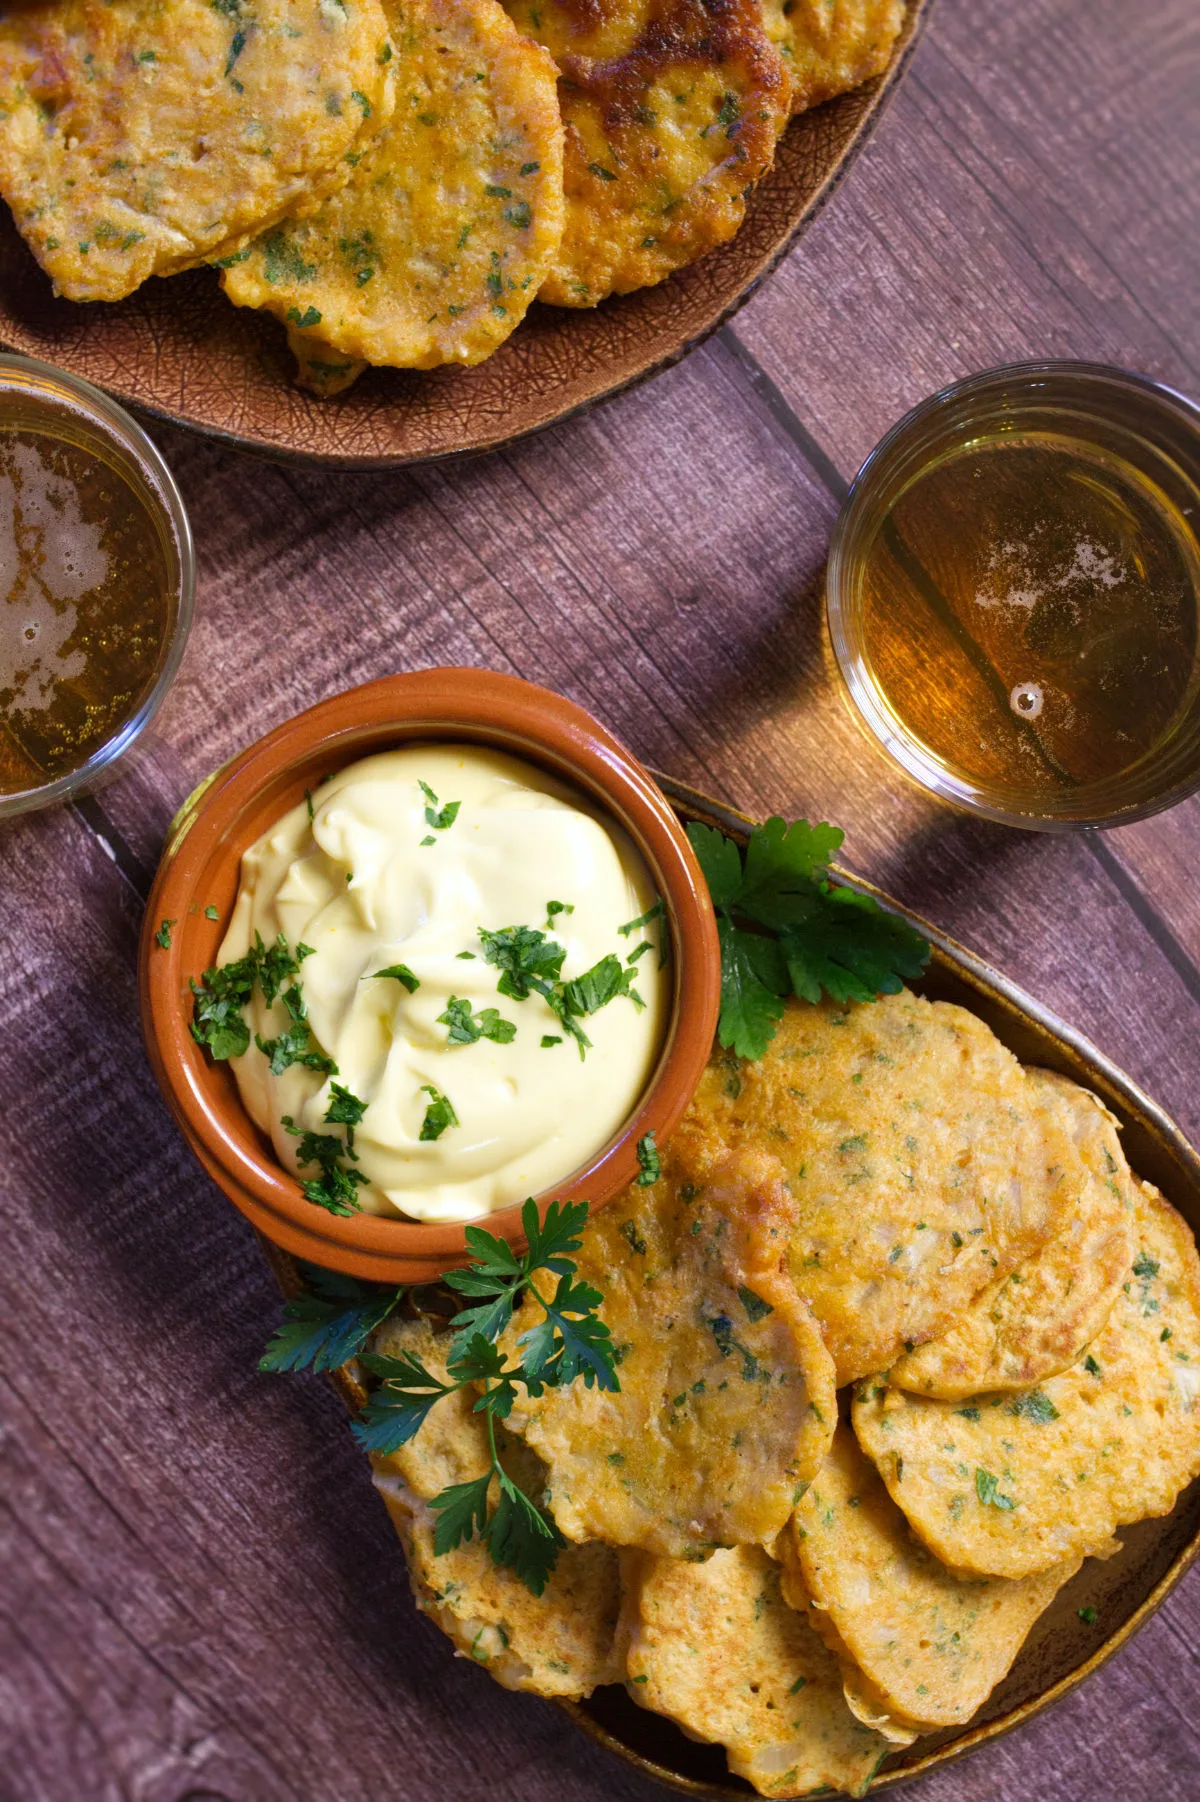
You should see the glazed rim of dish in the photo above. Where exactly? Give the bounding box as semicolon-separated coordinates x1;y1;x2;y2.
139;668;721;1280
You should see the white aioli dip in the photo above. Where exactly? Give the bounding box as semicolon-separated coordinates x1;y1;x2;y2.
219;744;668;1222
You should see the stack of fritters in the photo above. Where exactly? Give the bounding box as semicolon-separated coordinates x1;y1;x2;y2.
0;0;905;390
368;990;1200;1798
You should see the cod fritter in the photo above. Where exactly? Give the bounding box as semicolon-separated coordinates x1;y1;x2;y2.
891;1070;1136;1401
222;0;564;375
0;0;393;302
684;992;1086;1384
369;1318;621;1697
501;0;790;306
506;1146;836;1557
761;0;903;114
853;1182;1200;1579
782;1424;1085;1729
622;1544;891;1797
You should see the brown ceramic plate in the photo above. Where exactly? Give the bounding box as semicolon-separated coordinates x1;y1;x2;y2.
264;770;1200;1798
0;3;928;468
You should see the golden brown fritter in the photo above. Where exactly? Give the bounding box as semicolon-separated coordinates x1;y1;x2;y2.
223;0;564;376
684;992;1086;1385
782;1424;1082;1727
500;0;791;305
0;0;393;302
506;1144;836;1557
760;0;903;115
622;1544;891;1797
369;1318;622;1698
891;1070;1137;1400
853;1183;1200;1579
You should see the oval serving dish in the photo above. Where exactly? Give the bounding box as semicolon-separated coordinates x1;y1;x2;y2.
0;4;929;467
139;669;721;1282
559;776;1200;1798
270;771;1200;1798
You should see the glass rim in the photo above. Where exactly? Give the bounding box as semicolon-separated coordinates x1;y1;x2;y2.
0;351;195;821
826;359;1200;833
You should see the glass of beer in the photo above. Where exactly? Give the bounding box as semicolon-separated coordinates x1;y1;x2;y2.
826;362;1200;829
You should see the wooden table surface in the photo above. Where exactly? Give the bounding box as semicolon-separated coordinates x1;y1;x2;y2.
4;1;1199;1797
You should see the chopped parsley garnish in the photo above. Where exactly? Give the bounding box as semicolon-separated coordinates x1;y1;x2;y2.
541;1034;562;1048
282;1114;367;1216
738;1285;773;1323
366;963;420;992
478;925;642;1059
636;1131;660;1187
619;900;665;937
256;981;337;1076
154;917;175;949
1083;1355;1102;1376
546;899;573;928
1132;1252;1159;1280
1078;1605;1098;1625
419;779;461;832
351;1199;617;1593
419;1084;459;1141
324;1082;367;1151
686;817;931;1060
1009;1389;1060;1424
190;931;311;1061
975;1467;1017;1512
438;997;517;1046
204;904;220;921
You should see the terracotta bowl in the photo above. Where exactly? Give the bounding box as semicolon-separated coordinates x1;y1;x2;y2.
139;668;721;1281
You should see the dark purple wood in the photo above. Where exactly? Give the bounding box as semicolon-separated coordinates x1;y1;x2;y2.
3;1;1199;1798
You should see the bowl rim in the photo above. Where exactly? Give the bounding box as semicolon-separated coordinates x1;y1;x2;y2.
0;350;195;819
825;357;1200;833
139;667;721;1279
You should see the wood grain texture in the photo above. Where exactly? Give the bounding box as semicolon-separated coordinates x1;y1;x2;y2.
3;1;1200;1799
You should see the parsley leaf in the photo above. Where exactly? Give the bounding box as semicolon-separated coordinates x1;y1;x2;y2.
419;779;461;832
325;1082;367;1150
975;1467;1017;1511
438;996;517;1045
419;1084;459;1140
259;1264;403;1373
636;1131;660;1187
282;1114;367;1216
687;818;930;1059
367;963;420;992
478;927;642;1058
354;1348;455;1448
479;924;566;999
154;917;175;949
429;1472;492;1549
1009;1388;1060;1424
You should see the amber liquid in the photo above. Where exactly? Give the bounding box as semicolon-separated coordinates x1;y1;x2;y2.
0;425;170;795
858;431;1200;797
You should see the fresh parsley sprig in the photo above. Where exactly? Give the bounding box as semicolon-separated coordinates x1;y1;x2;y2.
351;1198;617;1594
259;1263;404;1373
687;817;931;1060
